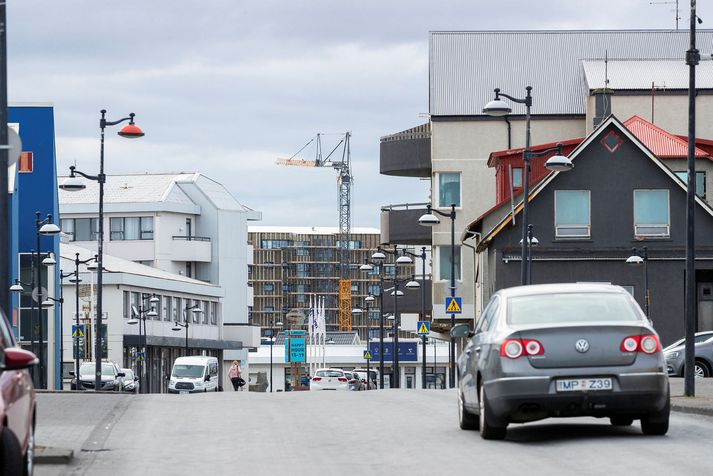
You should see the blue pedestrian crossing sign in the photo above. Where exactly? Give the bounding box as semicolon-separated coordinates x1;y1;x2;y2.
417;321;430;335
445;297;462;314
71;324;85;338
363;350;372;360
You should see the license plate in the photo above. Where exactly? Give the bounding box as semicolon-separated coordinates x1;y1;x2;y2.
179;391;188;395
556;378;612;392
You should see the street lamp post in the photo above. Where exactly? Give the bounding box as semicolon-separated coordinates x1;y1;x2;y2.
65;253;96;390
483;88;574;285
626;247;650;318
387;275;420;389
419;204;457;388
519;225;539;285
59;109;144;392
128;294;159;393
352;295;375;390
172;304;203;354
359;255;386;388
401;247;428;389
34;213;60;388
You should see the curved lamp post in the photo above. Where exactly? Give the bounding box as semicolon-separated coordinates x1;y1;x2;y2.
34;213;60;388
519;225;540;285
59;110;144;391
626;246;649;318
172;304;203;354
483;87;573;286
358;257;386;388
352;295;375;390
128;294;159;393
400;247;429;389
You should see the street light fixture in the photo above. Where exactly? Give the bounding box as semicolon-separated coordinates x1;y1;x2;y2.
401;246;429;388
519;225;540;284
59;109;144;392
172;304;203;354
483;87;573;286
418;203;458;388
128;293;159;393
352;297;374;390
357;256;386;388
626;246;650;318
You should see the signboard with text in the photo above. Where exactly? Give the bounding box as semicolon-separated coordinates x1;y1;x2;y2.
368;342;418;362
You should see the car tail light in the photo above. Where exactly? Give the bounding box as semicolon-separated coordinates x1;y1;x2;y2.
338;377;348;382
620;335;660;354
312;377;322;381
348;379;357;384
500;338;544;359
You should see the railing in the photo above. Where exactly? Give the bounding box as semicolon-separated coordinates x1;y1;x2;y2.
172;235;211;242
380;123;431;143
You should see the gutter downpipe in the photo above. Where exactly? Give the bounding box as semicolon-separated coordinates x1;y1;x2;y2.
461;231;482;323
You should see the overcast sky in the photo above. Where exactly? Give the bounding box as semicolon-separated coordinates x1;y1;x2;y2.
7;1;711;227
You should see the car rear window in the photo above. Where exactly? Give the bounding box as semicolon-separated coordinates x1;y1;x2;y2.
508;292;640;325
316;370;343;378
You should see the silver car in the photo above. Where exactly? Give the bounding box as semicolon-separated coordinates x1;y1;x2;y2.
663;331;713;377
453;283;669;440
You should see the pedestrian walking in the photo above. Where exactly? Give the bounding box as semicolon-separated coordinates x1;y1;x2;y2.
228;360;243;391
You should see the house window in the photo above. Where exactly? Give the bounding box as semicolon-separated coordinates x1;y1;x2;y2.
202;301;209;324
634;190;670;237
384;265;395;276
210;302;217;325
110;217;153;240
438;172;461;207
438;246;462;281
264;306;274;313
368;265;380;276
264;283;274;293
69;218;98;242
18;152;33;172
368;285;381;296
153;295;162;320
123;291;130;318
130;292;139;316
61;219;75;241
674;171;706;199
173;297;181;322
555;190;591;238
193;300;201;323
512;167;523;188
163;296;171;322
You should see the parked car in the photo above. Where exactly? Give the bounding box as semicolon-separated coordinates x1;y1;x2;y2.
0;309;38;476
343;371;364;391
310;368;349;391
121;368;140;393
353;368;378;389
70;361;125;391
168;356;219;394
663;331;713;378
454;283;670;440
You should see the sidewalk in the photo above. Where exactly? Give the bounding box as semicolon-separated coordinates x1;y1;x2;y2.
669;377;713;417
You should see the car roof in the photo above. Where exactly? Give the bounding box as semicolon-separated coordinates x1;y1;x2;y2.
173;356;217;364
499;282;630;299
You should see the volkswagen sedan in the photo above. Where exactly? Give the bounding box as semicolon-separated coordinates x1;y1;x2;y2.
453;283;669;440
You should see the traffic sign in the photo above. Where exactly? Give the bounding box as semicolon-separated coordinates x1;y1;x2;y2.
445;297;462;314
72;324;85;338
417;321;430;335
136;352;145;361
363;350;372;360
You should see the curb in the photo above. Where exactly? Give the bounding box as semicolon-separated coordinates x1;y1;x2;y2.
35;446;73;464
671;400;713;418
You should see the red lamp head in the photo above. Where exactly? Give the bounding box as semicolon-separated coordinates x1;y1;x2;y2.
117;113;145;138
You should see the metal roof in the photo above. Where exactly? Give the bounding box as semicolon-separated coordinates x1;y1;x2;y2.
59;173;194;204
429;30;713;116
582;59;713;90
249;226;380;235
623;115;710;159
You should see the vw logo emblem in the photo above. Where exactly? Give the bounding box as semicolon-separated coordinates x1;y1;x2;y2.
575;339;590;353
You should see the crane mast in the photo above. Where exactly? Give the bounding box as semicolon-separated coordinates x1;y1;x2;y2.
277;132;353;331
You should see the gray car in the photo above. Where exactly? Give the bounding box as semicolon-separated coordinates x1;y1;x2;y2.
663;331;713;378
453;283;669;440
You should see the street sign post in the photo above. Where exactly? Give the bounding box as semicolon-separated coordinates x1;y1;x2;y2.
71;324;85;338
445;297;462;314
363;350;371;360
417;321;430;335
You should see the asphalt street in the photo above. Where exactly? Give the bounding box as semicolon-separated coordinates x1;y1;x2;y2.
35;387;713;476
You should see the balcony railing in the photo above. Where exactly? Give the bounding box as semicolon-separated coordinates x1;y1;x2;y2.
171;236;212;262
380;203;431;246
380;123;431;178
172;235;211;242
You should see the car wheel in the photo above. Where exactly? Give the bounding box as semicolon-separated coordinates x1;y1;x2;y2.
458;388;479;430
695;360;711;378
478;384;507;440
641;387;670;436
0;427;24;476
23;419;35;476
610;416;634;426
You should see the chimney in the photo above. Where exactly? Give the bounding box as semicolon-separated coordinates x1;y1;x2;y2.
592;88;613;129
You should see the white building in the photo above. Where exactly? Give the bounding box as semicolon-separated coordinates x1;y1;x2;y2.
60;243;230;392
58;172;262;385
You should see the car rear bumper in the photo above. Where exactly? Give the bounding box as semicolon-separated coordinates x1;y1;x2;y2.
485;372;669;423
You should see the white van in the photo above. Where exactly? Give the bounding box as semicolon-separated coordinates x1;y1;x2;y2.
168;356;219;394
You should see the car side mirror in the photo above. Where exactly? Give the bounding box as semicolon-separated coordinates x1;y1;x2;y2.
69;370;76;376
451;323;473;338
134;376;139;381
3;348;39;371
117;372;126;378
205;374;211;382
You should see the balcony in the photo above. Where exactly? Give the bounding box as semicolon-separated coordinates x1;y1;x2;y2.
380;203;431;246
380;123;431;177
171;236;212;262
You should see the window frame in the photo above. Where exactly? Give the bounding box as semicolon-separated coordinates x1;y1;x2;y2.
437;172;462;208
437;245;462;282
554;190;591;239
674;171;706;200
633;189;670;238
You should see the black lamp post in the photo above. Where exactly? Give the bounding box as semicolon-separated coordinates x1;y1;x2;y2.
520;225;539;285
483;88;573;285
419;204;457;388
63;253;96;390
626;247;650;318
268;316;282;393
128;294;159;393
386;275;420;389
172;304;202;354
59;110;144;392
34;213;60;388
352;296;375;390
400;247;428;389
359;256;386;389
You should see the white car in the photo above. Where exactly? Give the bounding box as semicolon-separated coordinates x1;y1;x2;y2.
310;368;349;391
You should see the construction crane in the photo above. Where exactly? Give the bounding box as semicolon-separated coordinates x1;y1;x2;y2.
277;133;353;331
